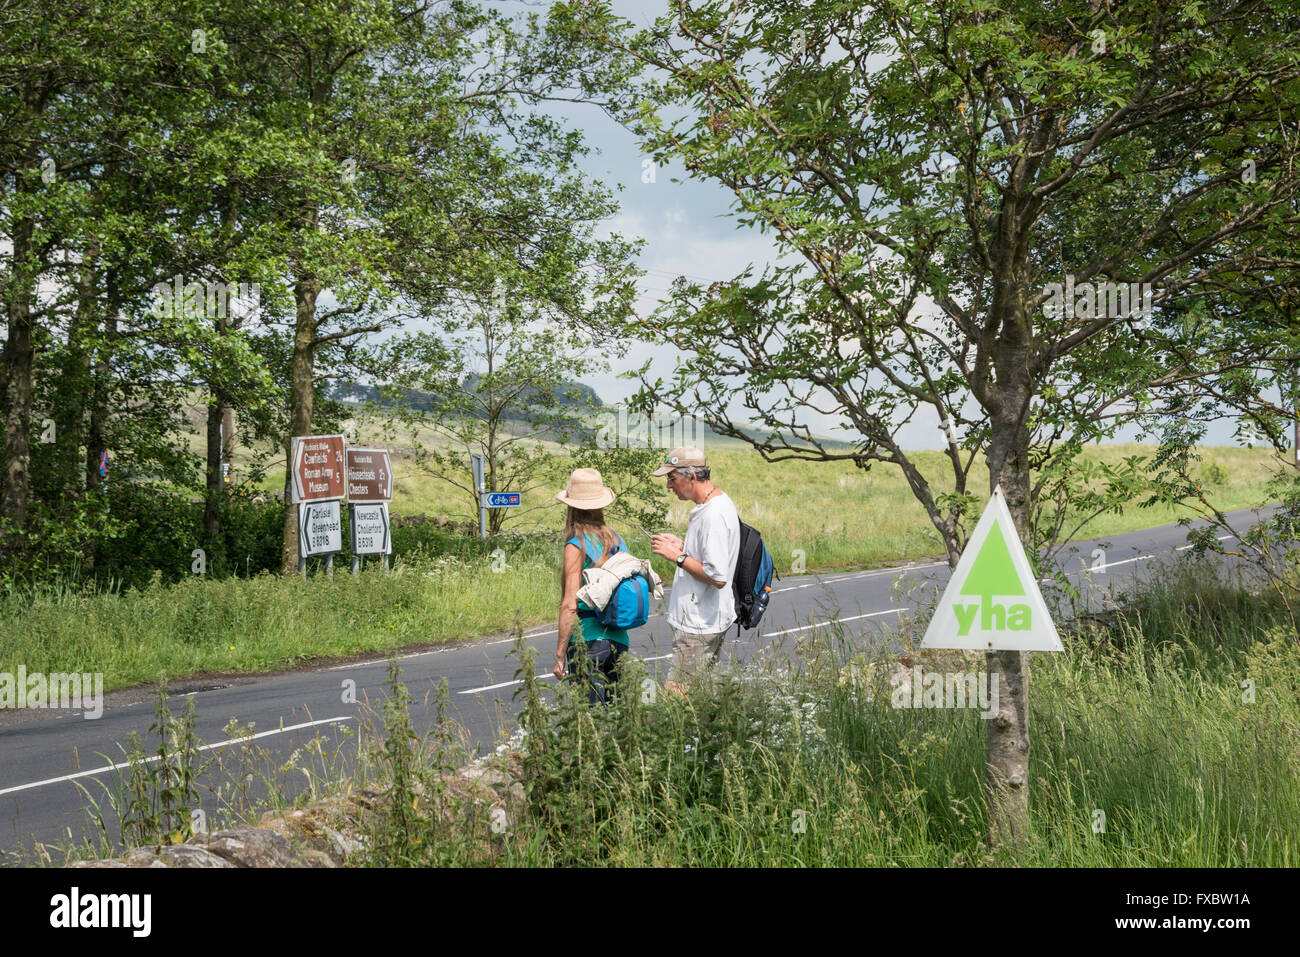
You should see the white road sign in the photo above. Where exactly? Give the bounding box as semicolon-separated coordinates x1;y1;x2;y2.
352;503;391;555
921;486;1063;652
299;500;343;557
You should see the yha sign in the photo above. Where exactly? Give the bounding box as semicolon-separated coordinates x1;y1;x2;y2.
921;487;1063;652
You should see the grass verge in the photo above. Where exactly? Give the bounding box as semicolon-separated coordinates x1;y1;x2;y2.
0;552;557;692
369;560;1300;866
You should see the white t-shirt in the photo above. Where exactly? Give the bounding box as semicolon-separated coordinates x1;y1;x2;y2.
666;490;741;635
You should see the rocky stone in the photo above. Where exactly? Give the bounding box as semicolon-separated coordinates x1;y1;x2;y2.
69;749;529;868
144;844;235;868
69;858;129;868
123;847;168;868
197;827;293;868
321;825;366;861
289;848;338;868
458;765;508;789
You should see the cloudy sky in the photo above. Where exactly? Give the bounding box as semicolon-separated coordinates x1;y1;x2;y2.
497;0;1247;449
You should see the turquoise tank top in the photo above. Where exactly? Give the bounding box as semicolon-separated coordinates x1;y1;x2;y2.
566;531;631;647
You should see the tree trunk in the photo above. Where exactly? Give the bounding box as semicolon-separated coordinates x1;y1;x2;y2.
983;373;1034;852
82;272;118;575
85;281;114;497
204;300;231;546
54;244;98;498
208;186;241;546
2;205;36;532
281;270;320;575
204;397;224;543
222;405;235;479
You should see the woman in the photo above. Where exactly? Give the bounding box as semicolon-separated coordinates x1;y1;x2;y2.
554;467;630;704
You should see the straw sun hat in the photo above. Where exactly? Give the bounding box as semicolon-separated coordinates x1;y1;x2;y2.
555;467;616;510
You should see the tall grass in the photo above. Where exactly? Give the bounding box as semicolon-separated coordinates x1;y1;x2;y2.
362;562;1300;866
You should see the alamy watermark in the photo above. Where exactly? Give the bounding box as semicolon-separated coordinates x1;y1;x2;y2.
1042;274;1153;322
50;887;150;937
595;406;704;450
150;273;260;320
1;667;104;719
890;666;999;719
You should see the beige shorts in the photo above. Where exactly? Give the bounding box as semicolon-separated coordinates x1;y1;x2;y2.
667;627;727;686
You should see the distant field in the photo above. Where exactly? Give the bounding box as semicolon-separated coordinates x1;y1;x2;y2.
230;399;1288;573
5;410;1289;691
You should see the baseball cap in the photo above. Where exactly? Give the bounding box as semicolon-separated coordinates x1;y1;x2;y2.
651;446;708;477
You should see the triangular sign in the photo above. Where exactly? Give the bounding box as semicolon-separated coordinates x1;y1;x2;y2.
921;486;1063;652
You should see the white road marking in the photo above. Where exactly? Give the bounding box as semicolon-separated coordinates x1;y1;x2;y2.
325;648;445;671
328;565;927;666
1090;534;1236;572
484;632;552;646
1175;534;1236;552
0;716;355;798
762;607;908;638
776;561;943;592
1090;553;1155;572
459;676;544;694
458;654;674;695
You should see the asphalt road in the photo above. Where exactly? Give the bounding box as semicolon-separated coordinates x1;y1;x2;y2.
0;504;1275;860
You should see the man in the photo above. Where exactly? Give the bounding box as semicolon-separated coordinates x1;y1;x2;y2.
650;447;740;694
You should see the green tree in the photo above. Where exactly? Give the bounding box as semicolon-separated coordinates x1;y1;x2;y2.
188;0;643;574
2;0;283;581
380;283;611;537
555;0;1300;849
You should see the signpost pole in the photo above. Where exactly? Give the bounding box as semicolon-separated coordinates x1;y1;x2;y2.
472;453;487;541
350;505;360;578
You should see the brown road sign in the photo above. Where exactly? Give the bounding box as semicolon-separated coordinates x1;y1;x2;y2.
291;434;346;503
346;448;393;502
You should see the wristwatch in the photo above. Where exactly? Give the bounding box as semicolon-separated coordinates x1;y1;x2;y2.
675;553;687;567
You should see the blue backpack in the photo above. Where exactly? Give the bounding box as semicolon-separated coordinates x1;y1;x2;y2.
574;532;651;630
732;521;776;630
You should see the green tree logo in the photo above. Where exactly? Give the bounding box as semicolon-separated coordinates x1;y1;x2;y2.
960;522;1024;599
958;522;1028;632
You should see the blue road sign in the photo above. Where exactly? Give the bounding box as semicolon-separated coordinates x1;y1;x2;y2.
484;492;521;508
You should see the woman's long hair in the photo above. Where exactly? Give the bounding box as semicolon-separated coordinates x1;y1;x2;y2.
560;506;619;590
